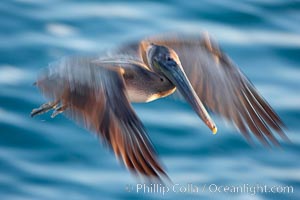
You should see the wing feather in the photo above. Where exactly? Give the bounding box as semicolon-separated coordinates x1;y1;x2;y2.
121;33;287;145
35;56;167;179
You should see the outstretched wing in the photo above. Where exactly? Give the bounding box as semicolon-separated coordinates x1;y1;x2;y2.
35;56;167;179
121;33;287;146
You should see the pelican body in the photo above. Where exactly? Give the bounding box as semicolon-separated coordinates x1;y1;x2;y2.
31;33;287;181
119;62;176;103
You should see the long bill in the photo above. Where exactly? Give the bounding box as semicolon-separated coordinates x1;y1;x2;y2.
165;65;217;134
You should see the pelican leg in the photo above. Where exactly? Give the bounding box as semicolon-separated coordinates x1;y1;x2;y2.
31;101;58;117
51;104;67;118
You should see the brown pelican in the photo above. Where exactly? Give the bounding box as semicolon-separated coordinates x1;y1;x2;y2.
31;33;287;181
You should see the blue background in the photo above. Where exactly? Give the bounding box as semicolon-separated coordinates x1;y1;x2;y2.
0;0;299;199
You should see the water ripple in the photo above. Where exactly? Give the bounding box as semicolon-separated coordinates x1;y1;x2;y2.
0;0;299;199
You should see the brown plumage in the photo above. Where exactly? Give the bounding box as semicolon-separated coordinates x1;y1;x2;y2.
32;56;169;180
120;33;287;146
31;33;287;181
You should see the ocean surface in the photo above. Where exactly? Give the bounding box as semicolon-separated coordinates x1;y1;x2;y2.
0;0;299;199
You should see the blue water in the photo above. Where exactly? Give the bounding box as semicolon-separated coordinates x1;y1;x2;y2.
0;0;299;199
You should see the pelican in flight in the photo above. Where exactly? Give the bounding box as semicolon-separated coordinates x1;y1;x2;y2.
31;33;287;181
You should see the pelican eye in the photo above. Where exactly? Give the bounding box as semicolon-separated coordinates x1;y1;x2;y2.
166;56;172;61
160;77;164;82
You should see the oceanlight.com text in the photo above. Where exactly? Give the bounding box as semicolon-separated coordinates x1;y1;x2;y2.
125;183;294;196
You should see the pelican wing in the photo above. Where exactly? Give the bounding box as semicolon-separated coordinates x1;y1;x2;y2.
36;56;167;179
124;34;287;145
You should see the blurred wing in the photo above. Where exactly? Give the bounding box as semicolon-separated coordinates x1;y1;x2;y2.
36;56;167;179
121;33;287;146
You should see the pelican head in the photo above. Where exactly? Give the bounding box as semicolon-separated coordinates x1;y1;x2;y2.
147;43;217;134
